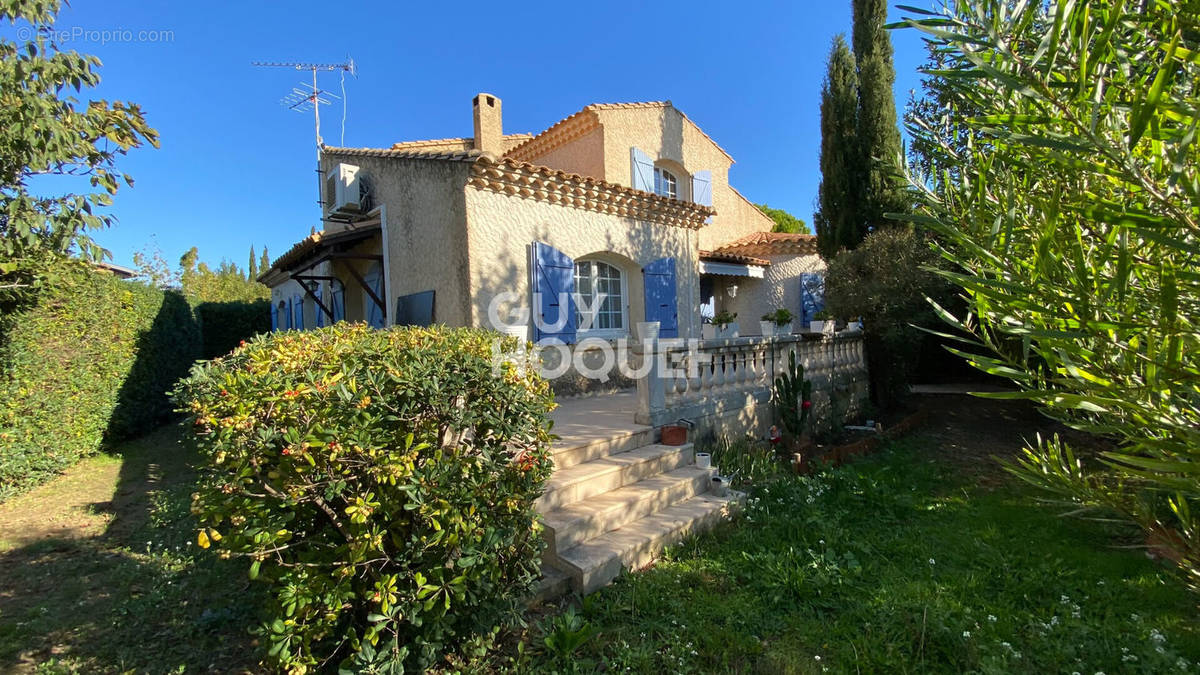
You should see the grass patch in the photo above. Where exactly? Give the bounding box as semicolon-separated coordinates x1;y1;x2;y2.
0;425;260;673
516;435;1200;674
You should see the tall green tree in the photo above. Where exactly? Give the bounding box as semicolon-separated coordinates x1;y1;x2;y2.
756;203;810;234
179;247;268;303
259;247;271;279
0;0;158;305
248;245;258;280
904;1;1200;583
852;0;907;227
813;35;861;258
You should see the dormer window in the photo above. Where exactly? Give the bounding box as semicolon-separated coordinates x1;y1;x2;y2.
654;168;677;199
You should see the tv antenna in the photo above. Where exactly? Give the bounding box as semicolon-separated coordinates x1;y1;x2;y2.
252;58;357;148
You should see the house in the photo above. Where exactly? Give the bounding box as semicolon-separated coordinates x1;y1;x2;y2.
257;94;853;596
258;94;827;349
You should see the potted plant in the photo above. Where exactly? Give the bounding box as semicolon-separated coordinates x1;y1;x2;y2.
768;308;794;335
712;310;739;339
758;313;776;337
809;309;834;334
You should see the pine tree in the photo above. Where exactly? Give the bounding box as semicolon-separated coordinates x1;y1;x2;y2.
814;35;861;259
248;245;258;280
852;0;907;228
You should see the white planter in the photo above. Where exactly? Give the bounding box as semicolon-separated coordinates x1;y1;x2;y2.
716;322;740;339
810;320;832;334
695;452;712;470
710;475;729;497
702;324;716;340
635;321;660;342
776;322;794;335
758;321;775;337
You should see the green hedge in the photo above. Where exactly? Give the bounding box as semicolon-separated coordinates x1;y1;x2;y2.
0;262;201;499
194;299;270;359
175;324;556;672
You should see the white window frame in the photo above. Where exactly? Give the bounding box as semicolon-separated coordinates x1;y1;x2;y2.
654;167;677;199
574;259;629;339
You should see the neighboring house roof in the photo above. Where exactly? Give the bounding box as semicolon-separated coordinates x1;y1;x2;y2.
94;261;136;279
699;250;771;266
389;133;533;153
322;145;483;162
504;101;734;165
712;232;819;257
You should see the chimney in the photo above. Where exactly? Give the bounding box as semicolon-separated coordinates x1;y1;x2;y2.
472;93;502;154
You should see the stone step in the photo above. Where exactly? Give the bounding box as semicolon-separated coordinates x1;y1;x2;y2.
552;492;743;595
531;565;571;605
542;466;715;556
551;425;655;471
535;443;694;513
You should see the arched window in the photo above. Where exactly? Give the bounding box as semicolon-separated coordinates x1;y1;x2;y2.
574;260;626;336
654;167;677;199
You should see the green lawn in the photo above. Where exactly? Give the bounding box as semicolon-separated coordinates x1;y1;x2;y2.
515;434;1200;674
2;403;1197;673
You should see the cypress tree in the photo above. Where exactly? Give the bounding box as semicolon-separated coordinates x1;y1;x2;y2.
248;245;258;280
259;247;270;276
814;35;861;259
852;0;907;228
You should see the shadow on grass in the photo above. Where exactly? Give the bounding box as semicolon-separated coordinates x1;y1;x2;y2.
0;425;260;673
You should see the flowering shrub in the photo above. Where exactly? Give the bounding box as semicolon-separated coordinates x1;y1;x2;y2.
174;323;556;672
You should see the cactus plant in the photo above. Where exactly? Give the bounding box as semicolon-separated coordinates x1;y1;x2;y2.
774;349;813;438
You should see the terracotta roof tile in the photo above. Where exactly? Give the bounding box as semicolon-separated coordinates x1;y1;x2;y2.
699;250;771;266
321;145;483;162
388;133;533;153
713;231;819;257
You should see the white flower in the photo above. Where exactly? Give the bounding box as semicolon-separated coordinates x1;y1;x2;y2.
1150;628;1166;644
987;615;997;623
814;655;821;661
929;558;936;565
962;631;971;638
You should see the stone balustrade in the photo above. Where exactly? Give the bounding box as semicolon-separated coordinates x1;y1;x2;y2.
633;331;868;433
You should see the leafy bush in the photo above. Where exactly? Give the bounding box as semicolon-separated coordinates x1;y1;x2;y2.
824;227;950;408
902;4;1200;581
175;323;556;672
193;299;270;359
0;260;200;498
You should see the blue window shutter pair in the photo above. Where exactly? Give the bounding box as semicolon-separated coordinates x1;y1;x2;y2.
532;241;577;344
293;294;304;329
630;147;655;192
800;273;826;324
642;257;679;338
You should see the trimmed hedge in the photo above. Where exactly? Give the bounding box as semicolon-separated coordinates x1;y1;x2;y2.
0;262;201;499
175;324;555;672
194;299;270;359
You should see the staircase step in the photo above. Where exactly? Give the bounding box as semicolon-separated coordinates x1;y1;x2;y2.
531;565;572;604
552;425;654;470
535;443;694;513
542;466;715;555
553;492;743;594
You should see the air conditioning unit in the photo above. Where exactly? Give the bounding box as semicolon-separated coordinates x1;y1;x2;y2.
324;163;362;214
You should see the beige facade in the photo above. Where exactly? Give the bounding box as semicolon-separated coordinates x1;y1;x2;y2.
262;93;824;360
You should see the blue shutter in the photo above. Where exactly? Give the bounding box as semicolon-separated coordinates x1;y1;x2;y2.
331;283;345;323
630;147;654;192
293;294;304;330
692;170;712;207
532;241;577;344
314;285;325;327
366;270;385;328
285;299;293;330
642;257;679;338
270;304;278;331
801;273;825;325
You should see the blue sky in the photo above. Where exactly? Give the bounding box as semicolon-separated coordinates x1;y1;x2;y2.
8;1;930;271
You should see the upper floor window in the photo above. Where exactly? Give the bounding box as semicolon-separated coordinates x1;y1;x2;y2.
574;260;626;335
654;168;677;199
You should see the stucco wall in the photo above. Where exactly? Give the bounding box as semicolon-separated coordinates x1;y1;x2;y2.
321;154;475;327
705;188;777;250
528;127;607;180
463;186;702;340
710;253;825;335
